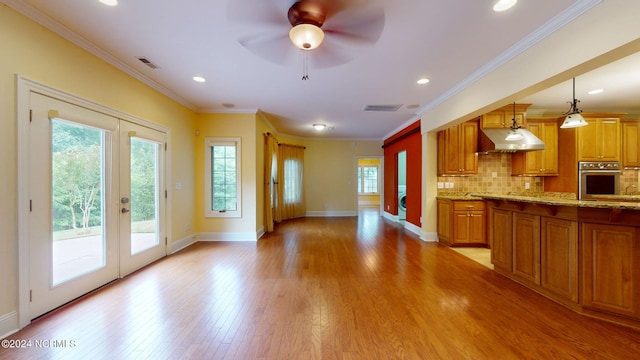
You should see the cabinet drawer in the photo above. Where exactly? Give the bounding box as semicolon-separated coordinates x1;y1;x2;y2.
453;201;485;211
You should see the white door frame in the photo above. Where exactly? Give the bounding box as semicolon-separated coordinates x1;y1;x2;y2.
16;75;172;329
355;155;384;215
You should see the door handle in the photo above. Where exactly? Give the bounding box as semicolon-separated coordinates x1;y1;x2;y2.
121;208;130;213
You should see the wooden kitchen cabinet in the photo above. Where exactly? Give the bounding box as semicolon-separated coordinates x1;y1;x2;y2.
511;119;559;176
578;117;621;161
541;217;578;303
437;199;486;246
480;103;530;129
582;223;640;320
489;207;512;272
437;119;478;175
622;120;640;169
512;212;541;285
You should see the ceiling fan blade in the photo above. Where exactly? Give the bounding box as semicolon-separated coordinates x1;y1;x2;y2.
227;0;291;28
322;1;385;46
308;40;355;68
237;32;298;66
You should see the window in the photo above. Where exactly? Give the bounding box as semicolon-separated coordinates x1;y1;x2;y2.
283;158;301;203
358;166;379;194
205;138;241;217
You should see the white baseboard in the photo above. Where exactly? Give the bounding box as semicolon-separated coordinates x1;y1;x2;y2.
0;311;18;340
403;221;426;240
422;232;438;242
305;211;357;217
197;231;260;242
383;211;397;222
169;234;197;254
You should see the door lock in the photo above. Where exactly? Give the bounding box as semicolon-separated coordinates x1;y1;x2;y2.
121;197;130;204
121;208;130;213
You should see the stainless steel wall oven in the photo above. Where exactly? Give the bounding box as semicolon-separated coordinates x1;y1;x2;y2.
578;161;621;200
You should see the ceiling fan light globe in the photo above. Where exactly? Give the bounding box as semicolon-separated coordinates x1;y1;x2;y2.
289;24;324;50
560;112;588;128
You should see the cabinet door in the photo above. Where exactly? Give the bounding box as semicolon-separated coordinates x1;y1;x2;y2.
599;119;621;160
622;121;640;168
578;120;600;161
523;122;544;174
468;211;486;244
460;121;478;174
541;217;578;303
436;200;451;244
490;208;512;271
512;213;541;285
582;223;640;319
452;211;471;244
481;111;505;128
540;121;559;174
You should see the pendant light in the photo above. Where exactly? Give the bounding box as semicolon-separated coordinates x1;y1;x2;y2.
505;102;524;141
560;78;588;129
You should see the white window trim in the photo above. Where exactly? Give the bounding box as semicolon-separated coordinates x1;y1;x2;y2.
358;165;380;195
204;137;241;218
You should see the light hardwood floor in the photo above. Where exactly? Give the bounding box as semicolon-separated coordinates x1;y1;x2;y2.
2;209;640;359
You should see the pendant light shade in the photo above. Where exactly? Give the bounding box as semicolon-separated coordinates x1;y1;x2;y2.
561;78;588;129
505;102;524;141
289;24;325;50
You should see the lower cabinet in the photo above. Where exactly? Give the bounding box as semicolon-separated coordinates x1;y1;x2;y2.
512;213;540;285
541;218;579;303
488;203;579;304
489;207;512;272
582;223;640;320
437;199;486;246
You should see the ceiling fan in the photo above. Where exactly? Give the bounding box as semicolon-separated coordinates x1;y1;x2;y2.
228;0;385;71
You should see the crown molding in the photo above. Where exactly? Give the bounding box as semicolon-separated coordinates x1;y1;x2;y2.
2;0;196;110
416;0;602;116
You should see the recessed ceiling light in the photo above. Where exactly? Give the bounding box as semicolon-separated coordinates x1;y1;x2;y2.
493;0;517;12
222;103;235;108
588;89;604;95
417;78;430;85
193;76;206;83
99;0;118;6
313;124;326;131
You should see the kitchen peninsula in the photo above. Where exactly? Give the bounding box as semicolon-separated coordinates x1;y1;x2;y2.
473;192;640;329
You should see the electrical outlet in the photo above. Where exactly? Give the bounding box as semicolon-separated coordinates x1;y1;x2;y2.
492;172;498;178
449;182;454;189
437;182;444;189
525;182;531;190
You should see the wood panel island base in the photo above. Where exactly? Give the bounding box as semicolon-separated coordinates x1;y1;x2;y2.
477;193;640;330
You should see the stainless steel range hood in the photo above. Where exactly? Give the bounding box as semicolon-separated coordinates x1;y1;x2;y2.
478;128;545;153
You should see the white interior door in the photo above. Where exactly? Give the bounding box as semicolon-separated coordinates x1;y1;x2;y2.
28;93;119;319
118;121;167;276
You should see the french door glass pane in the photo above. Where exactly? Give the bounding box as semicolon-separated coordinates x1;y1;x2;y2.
51;120;106;286
130;137;160;255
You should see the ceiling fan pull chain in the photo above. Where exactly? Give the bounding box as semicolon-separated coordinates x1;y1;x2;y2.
302;50;309;80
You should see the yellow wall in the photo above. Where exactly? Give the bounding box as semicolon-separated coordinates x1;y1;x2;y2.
0;7;195;320
194;113;260;235
304;140;383;213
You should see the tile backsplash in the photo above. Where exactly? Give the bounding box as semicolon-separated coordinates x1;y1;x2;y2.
437;154;543;193
437;154;640;195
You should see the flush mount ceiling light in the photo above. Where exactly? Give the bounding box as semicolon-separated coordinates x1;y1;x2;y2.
288;1;326;50
561;78;588;129
505;102;524;141
588;89;604;95
493;0;518;12
417;78;430;85
312;123;326;131
192;76;206;83
99;0;118;6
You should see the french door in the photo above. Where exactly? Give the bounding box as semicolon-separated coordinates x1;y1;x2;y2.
28;93;166;319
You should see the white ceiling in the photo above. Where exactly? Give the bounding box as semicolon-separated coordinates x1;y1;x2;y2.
5;0;639;139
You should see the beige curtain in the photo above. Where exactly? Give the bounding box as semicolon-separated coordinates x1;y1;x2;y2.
264;133;279;232
277;144;305;220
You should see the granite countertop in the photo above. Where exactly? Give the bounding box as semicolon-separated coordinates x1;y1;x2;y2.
470;192;640;210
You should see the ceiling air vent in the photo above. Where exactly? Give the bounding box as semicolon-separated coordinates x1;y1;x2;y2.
136;57;158;69
362;104;402;112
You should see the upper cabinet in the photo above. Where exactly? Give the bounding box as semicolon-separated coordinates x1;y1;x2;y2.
577;117;621;161
511;118;559;176
437;119;479;175
481;104;531;129
622;119;640;169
